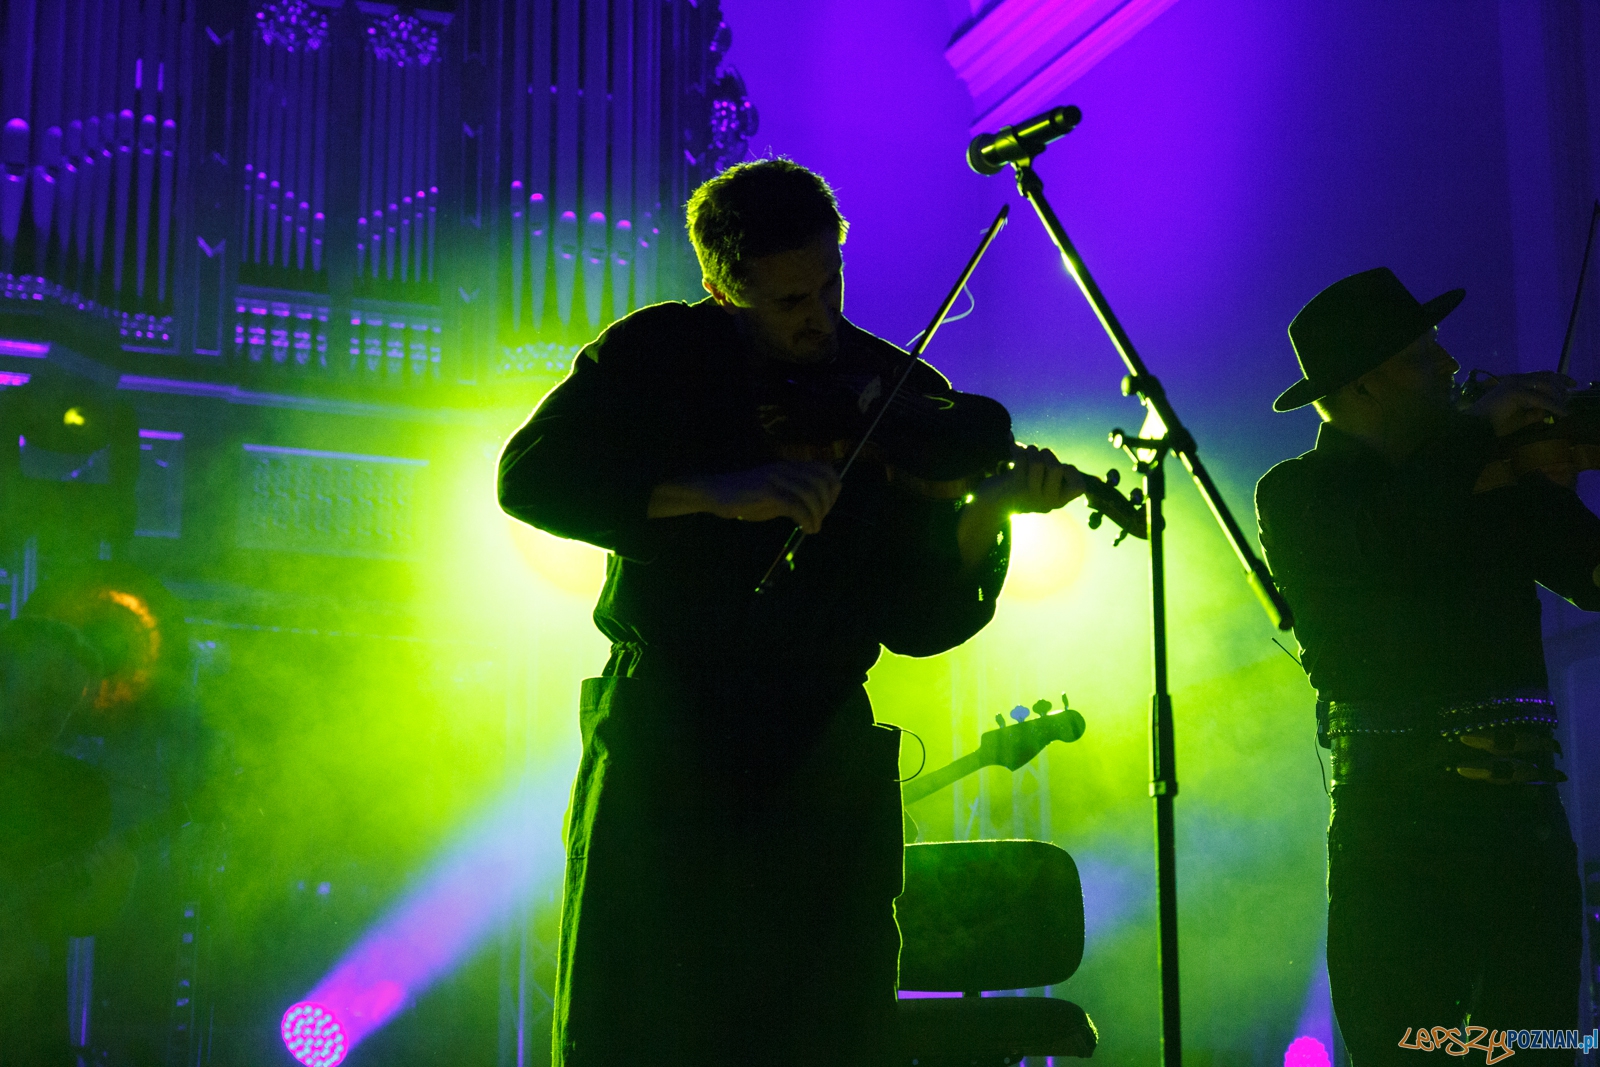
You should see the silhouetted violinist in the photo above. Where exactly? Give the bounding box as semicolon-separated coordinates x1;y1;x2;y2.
1256;266;1600;1064
498;160;1102;1067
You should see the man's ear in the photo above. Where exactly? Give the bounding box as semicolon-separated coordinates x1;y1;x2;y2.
703;276;740;313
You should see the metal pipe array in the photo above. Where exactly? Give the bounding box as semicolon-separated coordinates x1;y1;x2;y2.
1;0;193;312
244;0;331;277
354;11;442;287
501;0;662;338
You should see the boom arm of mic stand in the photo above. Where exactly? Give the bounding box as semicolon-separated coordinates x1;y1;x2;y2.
1011;161;1293;632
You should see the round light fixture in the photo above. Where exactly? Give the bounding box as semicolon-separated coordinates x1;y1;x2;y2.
281;1002;349;1067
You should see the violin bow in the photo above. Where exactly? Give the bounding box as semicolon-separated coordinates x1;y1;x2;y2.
754;202;1011;594
1557;199;1600;379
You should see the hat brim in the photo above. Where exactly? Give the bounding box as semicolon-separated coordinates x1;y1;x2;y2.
1272;287;1465;412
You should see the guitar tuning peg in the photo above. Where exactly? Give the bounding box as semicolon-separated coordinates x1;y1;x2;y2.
1130;487;1145;507
1103;468;1120;488
1060;692;1071;710
1113;528;1130;547
1087;511;1104;530
1009;705;1030;724
1031;698;1052;716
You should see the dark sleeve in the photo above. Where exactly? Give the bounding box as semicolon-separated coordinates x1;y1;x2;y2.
875;354;1012;657
497;311;681;560
878;498;1010;658
1508;476;1600;610
1255;460;1328;676
1257;418;1499;584
1403;415;1502;502
1417;411;1600;610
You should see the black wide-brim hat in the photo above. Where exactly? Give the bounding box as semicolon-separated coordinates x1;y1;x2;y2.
1274;267;1464;412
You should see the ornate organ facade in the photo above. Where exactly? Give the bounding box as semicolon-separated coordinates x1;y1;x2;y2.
0;0;757;395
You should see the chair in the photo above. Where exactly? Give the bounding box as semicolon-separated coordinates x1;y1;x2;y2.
896;839;1099;1064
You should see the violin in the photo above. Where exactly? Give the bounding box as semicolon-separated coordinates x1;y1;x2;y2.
755;367;1150;538
1468;379;1600;492
754;203;1146;594
1467;199;1600;493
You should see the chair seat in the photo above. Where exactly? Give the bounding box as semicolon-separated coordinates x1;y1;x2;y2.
898;996;1099;1062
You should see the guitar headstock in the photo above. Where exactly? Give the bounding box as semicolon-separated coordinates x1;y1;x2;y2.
977;695;1087;771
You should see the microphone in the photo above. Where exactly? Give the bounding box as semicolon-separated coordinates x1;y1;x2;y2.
967;105;1082;175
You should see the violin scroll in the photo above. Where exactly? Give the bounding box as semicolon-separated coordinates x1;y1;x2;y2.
1084;467;1149;543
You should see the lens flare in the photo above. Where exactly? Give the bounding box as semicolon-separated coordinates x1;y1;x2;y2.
281;1002;349;1067
505;515;607;597
1004;509;1087;600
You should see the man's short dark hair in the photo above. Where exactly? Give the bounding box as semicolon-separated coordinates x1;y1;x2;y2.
686;158;848;298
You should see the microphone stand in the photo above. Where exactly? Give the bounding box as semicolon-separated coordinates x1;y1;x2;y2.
1004;157;1294;1067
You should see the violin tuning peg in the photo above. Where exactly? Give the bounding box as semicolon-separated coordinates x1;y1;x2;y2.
1103;468;1120;488
1087;511;1104;530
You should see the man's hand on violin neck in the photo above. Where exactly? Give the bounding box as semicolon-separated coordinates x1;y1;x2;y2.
985;445;1087;515
647;461;842;534
954;445;1086;570
1468;371;1574;436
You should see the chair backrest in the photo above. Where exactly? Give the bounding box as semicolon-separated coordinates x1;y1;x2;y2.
896;839;1084;993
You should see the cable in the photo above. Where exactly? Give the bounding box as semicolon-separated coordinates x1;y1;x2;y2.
892;725;927;783
1271;636;1303;669
903;283;976;349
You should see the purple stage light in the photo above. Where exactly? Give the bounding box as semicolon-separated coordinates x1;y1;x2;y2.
1284;1035;1332;1067
282;775;566;1062
281;1002;349;1067
0;338;49;357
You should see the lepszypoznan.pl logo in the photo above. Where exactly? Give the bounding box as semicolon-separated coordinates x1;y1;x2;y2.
1398;1026;1600;1061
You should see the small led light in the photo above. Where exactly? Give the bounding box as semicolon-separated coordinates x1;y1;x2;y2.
63;406;86;427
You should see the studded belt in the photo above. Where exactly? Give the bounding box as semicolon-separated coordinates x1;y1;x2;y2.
1325;690;1563;786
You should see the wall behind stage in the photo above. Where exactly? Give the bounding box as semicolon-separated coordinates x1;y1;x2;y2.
722;0;1533;478
720;0;1597;1062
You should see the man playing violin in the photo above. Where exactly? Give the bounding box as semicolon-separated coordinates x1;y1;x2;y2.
1255;267;1600;1065
499;158;1083;1066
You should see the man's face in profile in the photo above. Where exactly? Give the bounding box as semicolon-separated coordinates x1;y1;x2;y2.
707;236;844;364
1360;328;1460;432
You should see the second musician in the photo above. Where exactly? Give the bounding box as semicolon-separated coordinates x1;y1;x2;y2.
1256;267;1600;1065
